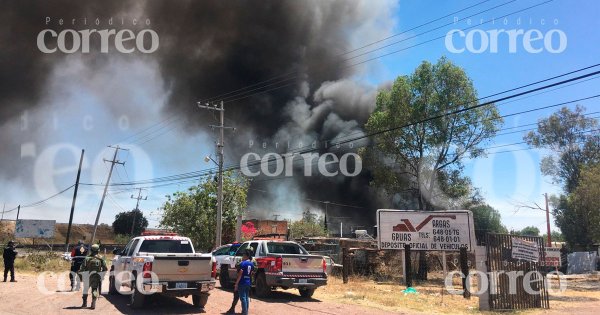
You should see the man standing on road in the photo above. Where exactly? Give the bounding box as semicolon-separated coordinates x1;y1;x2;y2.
70;240;88;291
235;249;254;315
3;241;17;282
226;254;257;314
79;244;108;310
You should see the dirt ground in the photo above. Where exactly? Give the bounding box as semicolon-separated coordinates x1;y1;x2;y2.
1;272;599;315
0;273;407;315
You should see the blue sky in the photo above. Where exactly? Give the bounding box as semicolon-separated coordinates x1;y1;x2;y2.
2;0;599;238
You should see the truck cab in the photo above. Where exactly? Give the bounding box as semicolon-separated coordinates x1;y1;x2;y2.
110;232;216;309
220;240;327;298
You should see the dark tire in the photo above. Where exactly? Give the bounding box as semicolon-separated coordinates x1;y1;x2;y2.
130;276;145;309
109;275;117;295
254;272;271;298
192;293;209;308
220;267;232;289
299;287;315;298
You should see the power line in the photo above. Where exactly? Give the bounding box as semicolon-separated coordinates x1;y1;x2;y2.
199;0;497;104
2;184;75;213
78;66;600;189
216;0;553;105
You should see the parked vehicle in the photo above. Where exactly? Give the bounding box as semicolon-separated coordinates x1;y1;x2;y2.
109;232;216;309
212;243;241;275
323;256;343;275
220;240;327;298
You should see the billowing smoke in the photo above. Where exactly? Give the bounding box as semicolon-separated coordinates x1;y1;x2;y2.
142;0;396;226
0;0;397;229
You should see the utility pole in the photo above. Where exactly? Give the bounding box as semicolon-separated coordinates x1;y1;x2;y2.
1;203;5;222
130;188;147;236
272;214;280;221
235;212;242;243
16;205;20;220
91;145;126;244
323;201;330;236
198;100;234;248
65;149;84;252
544;193;552;247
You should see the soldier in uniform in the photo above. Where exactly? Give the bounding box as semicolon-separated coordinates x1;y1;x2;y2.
70;240;88;291
3;241;17;282
79;244;108;309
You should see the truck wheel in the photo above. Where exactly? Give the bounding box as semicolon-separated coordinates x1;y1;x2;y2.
254;272;271;298
299;287;315;298
109;275;117;295
130;277;145;309
220;267;232;289
192;293;209;308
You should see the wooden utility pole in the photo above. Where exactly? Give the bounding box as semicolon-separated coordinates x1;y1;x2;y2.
65;149;84;252
16;205;20;220
91;145;126;244
130;188;147;236
544;193;552;246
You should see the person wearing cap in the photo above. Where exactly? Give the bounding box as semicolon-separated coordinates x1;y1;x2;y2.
70;240;88;291
79;243;108;309
3;241;17;282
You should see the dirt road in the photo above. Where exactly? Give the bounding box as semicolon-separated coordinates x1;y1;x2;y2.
0;274;402;315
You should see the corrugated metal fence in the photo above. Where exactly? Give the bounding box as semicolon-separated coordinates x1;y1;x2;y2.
486;233;549;310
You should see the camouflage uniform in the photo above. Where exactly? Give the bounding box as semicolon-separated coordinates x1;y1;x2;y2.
79;244;108;310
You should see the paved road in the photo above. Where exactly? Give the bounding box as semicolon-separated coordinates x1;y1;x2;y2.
0;274;400;315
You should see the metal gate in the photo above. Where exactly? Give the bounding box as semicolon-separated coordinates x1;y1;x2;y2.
485;233;549;310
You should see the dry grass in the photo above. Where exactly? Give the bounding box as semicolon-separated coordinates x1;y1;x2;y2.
315;275;480;314
1;251;116;274
315;273;600;315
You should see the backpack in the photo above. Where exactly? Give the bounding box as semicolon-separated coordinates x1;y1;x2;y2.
87;256;104;272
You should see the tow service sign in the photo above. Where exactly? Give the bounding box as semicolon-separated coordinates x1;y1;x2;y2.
377;210;475;252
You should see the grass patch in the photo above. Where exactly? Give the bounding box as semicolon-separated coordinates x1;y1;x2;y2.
316;275;480;314
1;251;115;274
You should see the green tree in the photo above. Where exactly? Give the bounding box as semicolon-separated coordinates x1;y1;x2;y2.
112;209;149;236
524;105;600;193
541;230;565;243
467;202;508;243
524;106;600;248
362;57;502;211
517;226;540;237
553;164;600;248
159;171;250;252
570;164;600;243
289;209;327;239
362;57;502;279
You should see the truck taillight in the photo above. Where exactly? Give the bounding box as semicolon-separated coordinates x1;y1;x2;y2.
142;262;153;278
275;257;282;273
211;261;217;279
322;258;327;273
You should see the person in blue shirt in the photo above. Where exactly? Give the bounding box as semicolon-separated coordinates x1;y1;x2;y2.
235;249;254;315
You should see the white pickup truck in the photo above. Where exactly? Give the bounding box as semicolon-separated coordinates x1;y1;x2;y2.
220;240;327;298
109;233;216;309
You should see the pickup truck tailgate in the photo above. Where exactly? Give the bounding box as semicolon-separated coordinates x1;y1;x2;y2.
150;254;212;282
280;255;323;274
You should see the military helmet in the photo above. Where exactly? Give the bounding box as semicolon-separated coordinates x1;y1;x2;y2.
91;244;100;252
7;240;15;246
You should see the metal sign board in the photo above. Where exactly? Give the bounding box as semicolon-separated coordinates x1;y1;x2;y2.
14;219;56;239
542;247;561;267
377;210;475;251
511;237;539;262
